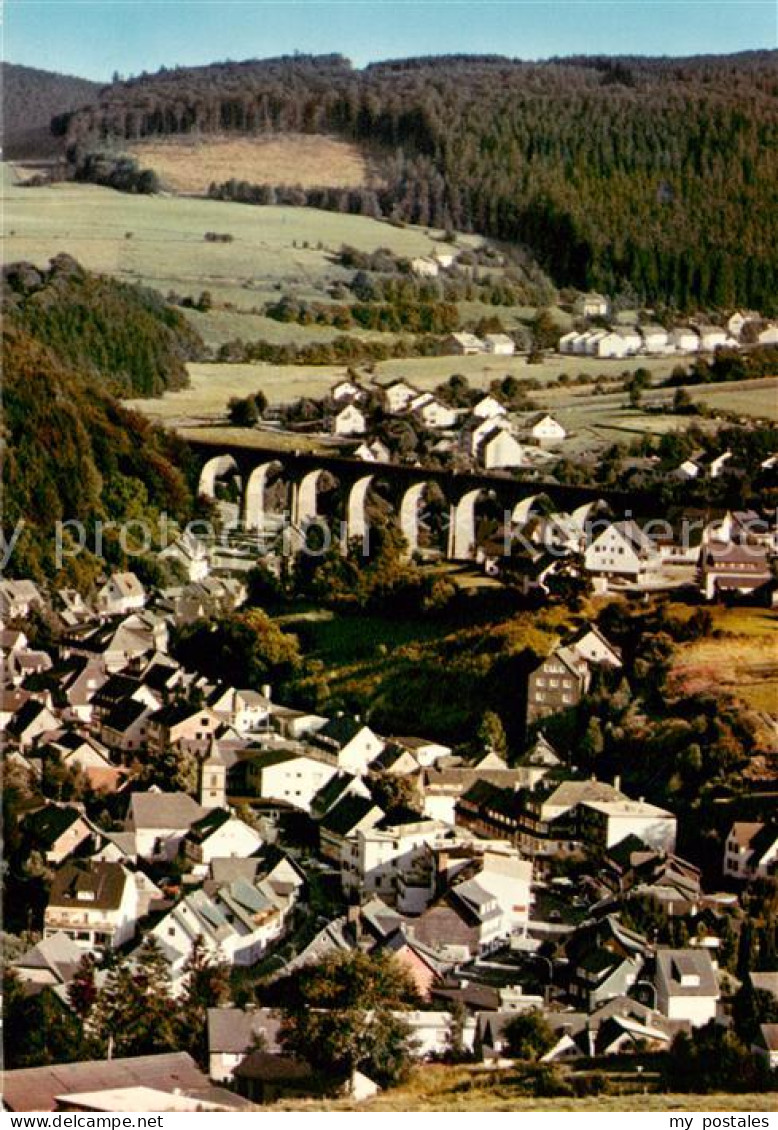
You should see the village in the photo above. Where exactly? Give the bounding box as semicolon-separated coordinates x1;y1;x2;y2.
3;420;778;1112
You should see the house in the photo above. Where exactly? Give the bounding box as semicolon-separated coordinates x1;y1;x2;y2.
696;325;728;352
237;747;339;812
233;1052;320;1105
381;379;419;414
525;645;592;727
462;412;512;457
700;542;772;601
207;1007;283;1082
125;791;206;861
386;735;451;768
726;311;758;339
753;1025;778;1070
96;572;146;616
584;520;660;586
527;414;566;447
45;731;126;794
574;946;644;1011
578;796;677;855
575;292;609;318
446;332;484;355
654;948;719;1027
7;699;60;748
44;860;138;952
757;323;778;346
480;428;527;470
331;378;363;402
410;256;440;278
412;395;458;430
591;331;631;359
182;809;264;873
558;331;580;354
159;531;210;582
723;822;778;880
472;395;507;420
0;578;44;620
1;1053;210;1113
354;438;391;463
567;624;622;669
100;699;153;753
21;803;95;865
473;851;533;934
340;813;445;901
145;702;221;757
671;327;700;353
318;794;384;863
12;932;87;991
331;402;367;437
483;334;515;356
641;325;669;353
312;715;385;774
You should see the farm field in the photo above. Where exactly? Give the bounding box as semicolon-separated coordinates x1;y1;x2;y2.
1;175;459;310
687;379;778;420
124;354;682;423
670;605;778;722
129;133;375;194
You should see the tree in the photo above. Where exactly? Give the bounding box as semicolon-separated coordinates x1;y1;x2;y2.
178;936;231;1065
3;968;94;1068
476;710;508;760
280;951;419;1087
228;395;259;427
732;983;778;1045
367;770;418;817
91;938;178;1058
502;1008;556;1061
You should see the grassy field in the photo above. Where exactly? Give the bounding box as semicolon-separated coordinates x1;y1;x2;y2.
129;134;373;194
688;379;778;421
259;1065;777;1111
1;176;455;312
670;605;778;721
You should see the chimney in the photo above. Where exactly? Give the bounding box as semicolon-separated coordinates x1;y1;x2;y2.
613;774;621;791
262;684;272;701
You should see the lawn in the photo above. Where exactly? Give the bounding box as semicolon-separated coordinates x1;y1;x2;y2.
260;1065;778;1112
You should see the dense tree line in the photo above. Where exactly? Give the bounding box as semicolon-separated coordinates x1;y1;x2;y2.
3;254;205;397
3;260;203;585
55;52;778;308
2;62;100;158
72;150;160;194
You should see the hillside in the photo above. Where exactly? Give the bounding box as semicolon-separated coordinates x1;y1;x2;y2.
2;62;101;158
3;253;205;396
2;261;203;585
54;52;778;309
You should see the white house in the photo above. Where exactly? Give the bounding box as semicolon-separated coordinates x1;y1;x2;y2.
559;331;580;355
757;324;778;346
483;334;515;356
125;791;206;861
332;403;367;437
44;860;139;952
331;379;363;402
355;439;391;463
575;292;609;318
580;797;677;855
472;395;507;420
480;429;527;470
671;327;700;353
723;822;778;880
655;949;719;1027
0;578;45;620
381;380;419;414
475;851;533;934
528;414;567;446
697;325;728;352
592;332;630;359
341;816;445;901
96;573;146;616
183;809;264;874
313;716;385;775
447;332;484;355
584;521;659;585
243;749;338;813
410;257;440;278
641;325;669;354
413;396;458;430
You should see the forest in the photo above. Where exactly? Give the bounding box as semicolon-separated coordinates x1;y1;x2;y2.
49;51;778;309
2;62;100;158
2;259;204;585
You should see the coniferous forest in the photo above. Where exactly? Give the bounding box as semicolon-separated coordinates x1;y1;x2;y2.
51;52;778;310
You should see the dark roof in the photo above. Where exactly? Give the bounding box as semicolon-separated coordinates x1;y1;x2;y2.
141;662;179;691
102;699;149;732
92;674;143;707
8;699;51;737
187;808;232;844
312;771;357;815
233;1052;314;1083
49;860;128;912
2;1053;206;1112
319;794;378;837
148;702;206;728
22;805;88;850
207;1007;282;1056
314;715;364;749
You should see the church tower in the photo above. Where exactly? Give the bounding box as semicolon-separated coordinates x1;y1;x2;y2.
199;738;227;809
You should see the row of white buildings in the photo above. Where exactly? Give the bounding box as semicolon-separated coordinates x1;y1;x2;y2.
560;321;778;359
